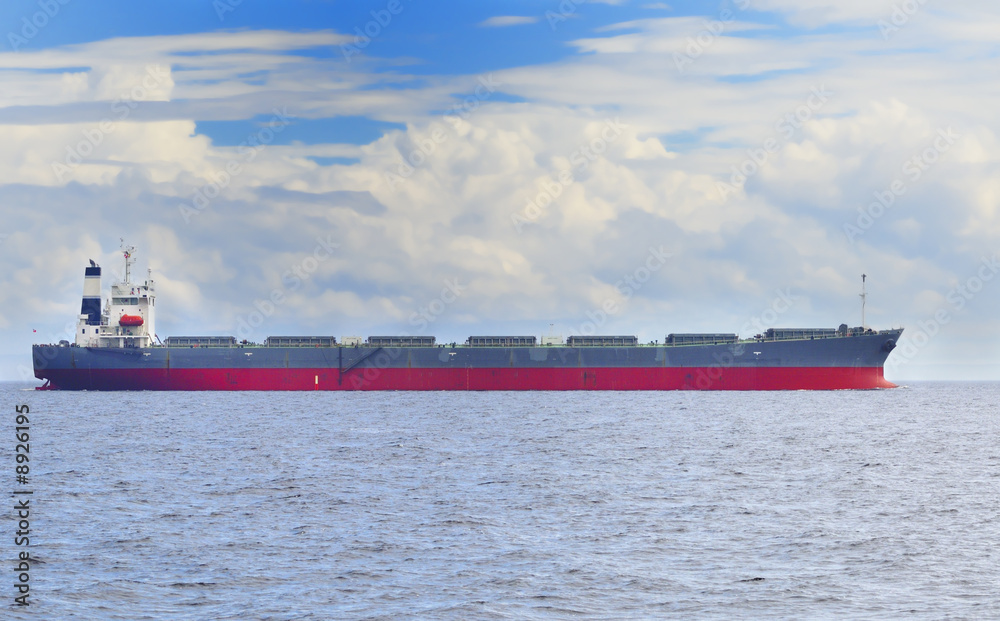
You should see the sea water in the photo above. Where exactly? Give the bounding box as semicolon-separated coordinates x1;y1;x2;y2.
1;382;998;619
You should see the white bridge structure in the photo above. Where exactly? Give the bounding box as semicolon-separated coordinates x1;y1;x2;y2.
75;243;156;348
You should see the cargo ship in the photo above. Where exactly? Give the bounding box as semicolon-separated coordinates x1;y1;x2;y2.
32;249;902;391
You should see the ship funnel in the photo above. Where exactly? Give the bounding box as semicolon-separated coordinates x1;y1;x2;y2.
81;262;101;326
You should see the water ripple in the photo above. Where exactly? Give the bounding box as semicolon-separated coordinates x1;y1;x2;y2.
2;382;999;618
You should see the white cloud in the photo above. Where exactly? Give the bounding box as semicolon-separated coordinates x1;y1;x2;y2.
4;14;1000;381
747;0;1000;32
749;0;903;28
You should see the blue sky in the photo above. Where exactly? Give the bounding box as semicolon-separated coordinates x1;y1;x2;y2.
1;0;688;73
2;0;999;381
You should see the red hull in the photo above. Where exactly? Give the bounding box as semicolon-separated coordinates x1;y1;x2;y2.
40;366;897;391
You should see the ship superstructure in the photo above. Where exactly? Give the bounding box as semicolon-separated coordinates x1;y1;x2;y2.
75;245;156;349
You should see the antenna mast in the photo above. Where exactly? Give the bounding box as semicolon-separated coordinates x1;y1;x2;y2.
860;274;867;329
120;239;136;285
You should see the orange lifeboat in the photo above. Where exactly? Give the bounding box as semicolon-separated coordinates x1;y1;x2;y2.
119;314;144;327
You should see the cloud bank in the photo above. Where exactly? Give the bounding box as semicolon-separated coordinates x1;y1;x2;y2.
2;4;999;381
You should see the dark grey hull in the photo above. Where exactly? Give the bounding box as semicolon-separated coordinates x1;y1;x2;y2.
32;330;902;390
